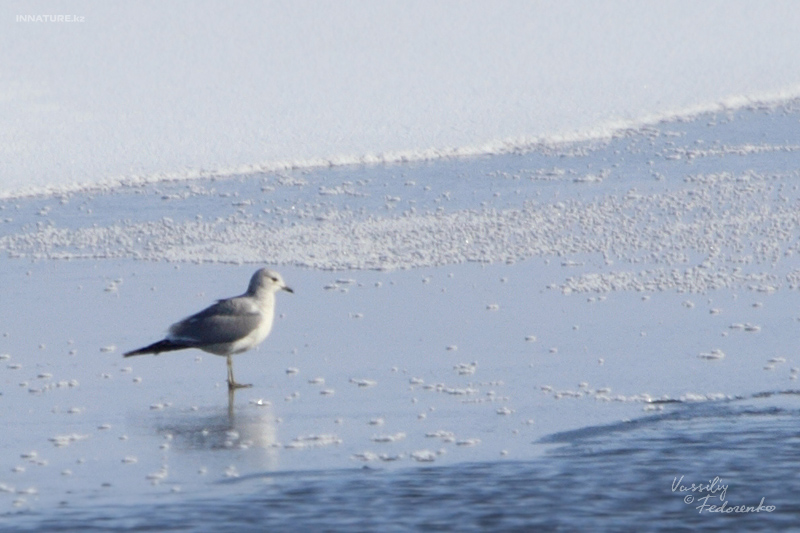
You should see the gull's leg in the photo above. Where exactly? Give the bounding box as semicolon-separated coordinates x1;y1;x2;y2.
227;355;252;390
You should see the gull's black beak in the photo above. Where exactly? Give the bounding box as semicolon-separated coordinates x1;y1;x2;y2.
283;286;294;294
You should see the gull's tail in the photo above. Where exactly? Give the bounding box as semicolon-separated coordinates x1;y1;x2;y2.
124;339;191;357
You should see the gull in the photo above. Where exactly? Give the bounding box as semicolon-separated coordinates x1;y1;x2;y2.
124;268;293;390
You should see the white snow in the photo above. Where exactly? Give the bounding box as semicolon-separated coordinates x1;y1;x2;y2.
3;1;800;197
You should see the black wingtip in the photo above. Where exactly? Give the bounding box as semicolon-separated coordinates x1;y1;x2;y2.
123;339;190;357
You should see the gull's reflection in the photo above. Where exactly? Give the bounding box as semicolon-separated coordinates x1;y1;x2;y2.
149;388;279;470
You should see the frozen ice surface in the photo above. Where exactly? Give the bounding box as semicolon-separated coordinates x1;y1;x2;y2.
5;100;800;279
1;103;800;526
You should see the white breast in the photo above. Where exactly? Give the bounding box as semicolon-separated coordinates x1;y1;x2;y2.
229;293;276;354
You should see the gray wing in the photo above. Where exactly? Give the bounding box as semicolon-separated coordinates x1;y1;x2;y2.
167;297;261;345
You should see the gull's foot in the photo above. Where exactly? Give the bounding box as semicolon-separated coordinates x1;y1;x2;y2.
228;380;253;390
